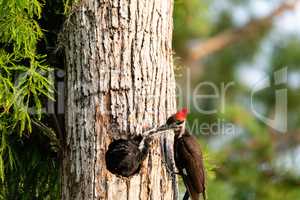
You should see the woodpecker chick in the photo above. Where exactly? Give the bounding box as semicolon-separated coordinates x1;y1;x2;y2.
168;108;206;200
105;135;150;177
105;125;177;177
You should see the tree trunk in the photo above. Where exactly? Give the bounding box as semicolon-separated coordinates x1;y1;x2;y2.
62;0;177;199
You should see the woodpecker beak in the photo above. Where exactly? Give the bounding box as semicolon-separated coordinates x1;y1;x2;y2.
142;123;178;137
156;120;186;137
144;108;188;137
156;123;178;132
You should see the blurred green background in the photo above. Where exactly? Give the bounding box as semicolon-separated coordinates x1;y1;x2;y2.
0;0;300;199
173;0;300;199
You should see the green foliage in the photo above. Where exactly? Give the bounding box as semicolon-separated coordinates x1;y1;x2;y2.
206;179;235;200
175;1;300;199
173;0;211;53
0;0;43;55
271;36;300;70
0;132;60;200
63;0;80;15
0;0;55;196
0;0;299;199
0;0;54;134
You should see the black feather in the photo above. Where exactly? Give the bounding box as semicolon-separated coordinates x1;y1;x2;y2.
174;129;206;200
105;136;150;177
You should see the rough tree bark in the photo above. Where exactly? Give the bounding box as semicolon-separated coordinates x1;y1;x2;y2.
62;0;178;199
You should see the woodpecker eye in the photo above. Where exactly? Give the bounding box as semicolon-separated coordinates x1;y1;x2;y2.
176;120;184;125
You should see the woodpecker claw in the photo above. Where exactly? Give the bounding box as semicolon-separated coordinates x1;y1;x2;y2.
162;160;180;176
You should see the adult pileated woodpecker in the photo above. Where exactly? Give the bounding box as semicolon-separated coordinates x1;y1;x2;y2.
166;108;206;200
105;125;176;177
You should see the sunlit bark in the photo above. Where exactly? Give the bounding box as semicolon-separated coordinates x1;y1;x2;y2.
62;0;178;199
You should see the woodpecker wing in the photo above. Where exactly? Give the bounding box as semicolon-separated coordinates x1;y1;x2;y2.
179;133;206;199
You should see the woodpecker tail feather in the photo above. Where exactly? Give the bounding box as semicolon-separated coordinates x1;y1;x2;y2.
202;192;206;200
183;191;189;200
182;173;200;200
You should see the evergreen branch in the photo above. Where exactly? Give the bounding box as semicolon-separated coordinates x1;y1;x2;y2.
32;120;60;152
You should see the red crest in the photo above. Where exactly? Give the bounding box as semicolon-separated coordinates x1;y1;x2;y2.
175;108;188;121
